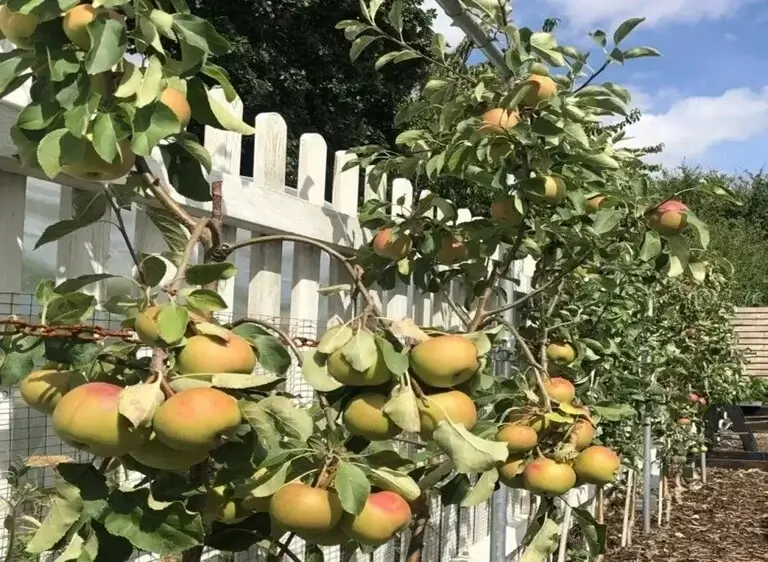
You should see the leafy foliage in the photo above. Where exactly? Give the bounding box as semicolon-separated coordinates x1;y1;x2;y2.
0;0;757;561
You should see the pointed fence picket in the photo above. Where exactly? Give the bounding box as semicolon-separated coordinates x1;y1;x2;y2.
0;80;591;562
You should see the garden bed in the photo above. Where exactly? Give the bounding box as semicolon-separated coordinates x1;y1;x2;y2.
604;468;768;561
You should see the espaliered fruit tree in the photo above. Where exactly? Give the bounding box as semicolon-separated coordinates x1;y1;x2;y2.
0;0;755;561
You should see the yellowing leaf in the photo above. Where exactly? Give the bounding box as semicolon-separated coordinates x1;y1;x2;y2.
317;324;354;354
194;322;232;342
382;383;421;433
432;421;508;474
340;328;378;372
369;467;421;501
388;318;431;343
460;331;492;357
300;349;344;392
460;468;498;507
118;380;164;428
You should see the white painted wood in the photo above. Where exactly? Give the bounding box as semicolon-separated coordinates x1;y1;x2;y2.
55;187;112;300
383;178;413;324
288;134;326;402
248;113;287;319
0;172;26;292
0;93;545;561
326;151;359;332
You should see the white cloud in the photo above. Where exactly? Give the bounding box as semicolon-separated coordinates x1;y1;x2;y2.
619;87;768;165
544;0;748;30
422;0;467;48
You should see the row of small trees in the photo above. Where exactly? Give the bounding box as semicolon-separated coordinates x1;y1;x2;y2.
0;0;757;561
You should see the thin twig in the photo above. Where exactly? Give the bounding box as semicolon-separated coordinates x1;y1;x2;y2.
440;285;471;328
135;157;202;238
104;186;146;285
168;218;211;293
481;252;591;322
228;317;339;432
497;318;552;411
574;59;610;93
469;229;526;331
225;235;380;315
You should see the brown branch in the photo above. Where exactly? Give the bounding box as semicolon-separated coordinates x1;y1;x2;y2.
440;285;471;328
225;235;380;316
497;318;552;411
405;493;430;562
469;228;526;331
167;218;212;293
481;251;591;323
135;157;200;233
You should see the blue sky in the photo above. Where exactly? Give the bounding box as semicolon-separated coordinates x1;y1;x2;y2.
425;0;768;173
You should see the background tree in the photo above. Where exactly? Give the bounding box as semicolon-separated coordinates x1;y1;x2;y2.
189;0;436;190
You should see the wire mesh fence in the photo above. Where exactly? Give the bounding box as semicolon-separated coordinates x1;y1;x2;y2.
0;292;503;562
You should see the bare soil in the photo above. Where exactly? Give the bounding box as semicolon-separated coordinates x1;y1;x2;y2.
605;468;768;561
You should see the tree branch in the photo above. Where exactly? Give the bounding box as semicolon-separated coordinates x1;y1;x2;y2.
104;186;146;285
225;235;380;316
574;59;610;93
167;218;212;293
497;318;552;411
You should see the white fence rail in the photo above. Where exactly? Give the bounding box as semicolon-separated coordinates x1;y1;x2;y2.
0;64;602;561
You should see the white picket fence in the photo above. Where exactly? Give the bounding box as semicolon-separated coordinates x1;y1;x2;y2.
0;45;601;561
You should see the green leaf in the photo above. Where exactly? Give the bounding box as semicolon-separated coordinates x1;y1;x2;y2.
685;211;710;249
157;304;189;344
185;262;237;285
210;373;281;389
25;495;82;553
36;129;85;179
622;47;661;59
580;152;620;170
639;230;662;261
382;383;421;433
562;121;590;149
17;101;60;130
177;135;212;173
0;50;31;94
257;395;313;441
317;325;354;354
54;274;119;294
35;279;56;306
530;117;563;137
251;335;291;375
519;517;559;562
239;400;280;449
85;18;127;75
340;328;377;372
144;206;190;261
350;35;379;62
171;13;231;56
114;61;142;98
132;102;183;157
574;507;606;556
186;77;255;135
92;113;120;164
613;17;645;45
387;1;404;34
186;289;228;312
375;335;408;376
136;56;164;108
335;461;371;515
591;208;622;235
369;467;420;501
160;142;212;202
460;468;498;507
47;293;97;324
102;488;204;555
0;334;40;386
139;254;178;287
201;63;237;102
432;421;508;474
300;349;343;392
593;403;636;421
